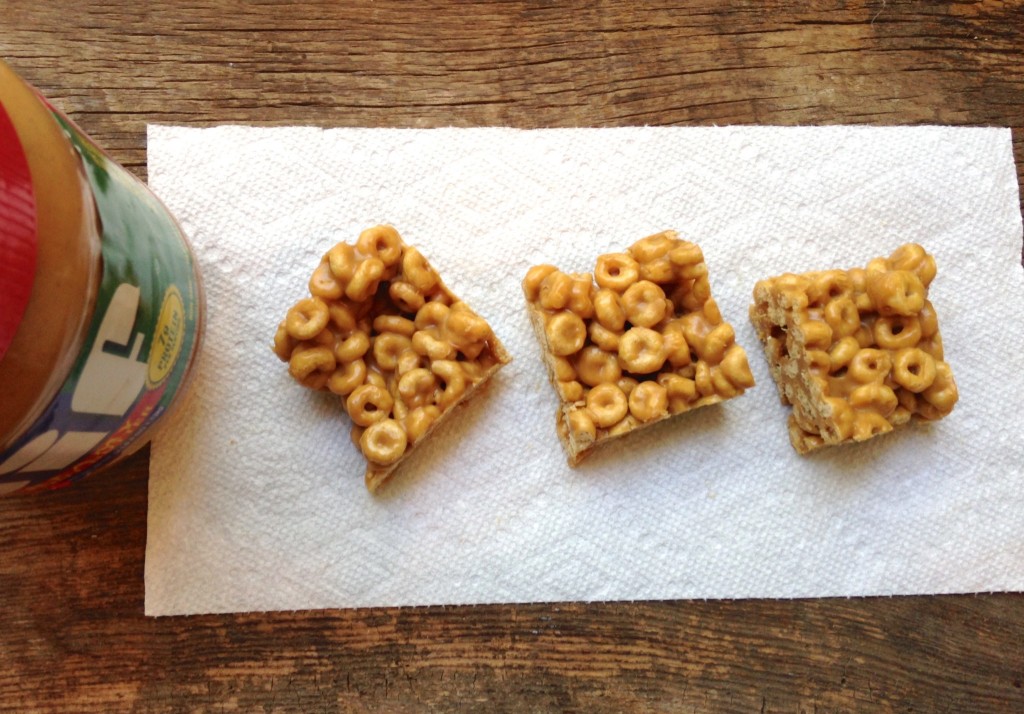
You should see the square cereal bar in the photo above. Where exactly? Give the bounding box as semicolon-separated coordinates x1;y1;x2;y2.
522;230;755;466
273;225;510;492
749;243;958;453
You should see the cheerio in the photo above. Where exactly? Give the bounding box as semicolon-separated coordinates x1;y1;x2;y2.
0;60;203;495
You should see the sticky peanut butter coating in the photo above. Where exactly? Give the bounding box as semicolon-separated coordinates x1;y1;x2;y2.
523;230;755;466
273;225;509;489
749;243;957;454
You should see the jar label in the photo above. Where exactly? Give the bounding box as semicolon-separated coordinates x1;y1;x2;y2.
0;110;202;495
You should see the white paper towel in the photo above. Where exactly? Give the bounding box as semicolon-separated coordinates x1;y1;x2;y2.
145;125;1024;616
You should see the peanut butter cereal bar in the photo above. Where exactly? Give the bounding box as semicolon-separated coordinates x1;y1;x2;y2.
749;243;958;454
273;225;510;492
523;230;756;466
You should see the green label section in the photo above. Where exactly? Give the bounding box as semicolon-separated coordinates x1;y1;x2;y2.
0;111;202;493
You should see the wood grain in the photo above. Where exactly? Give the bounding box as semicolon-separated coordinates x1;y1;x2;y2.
2;1;1023;711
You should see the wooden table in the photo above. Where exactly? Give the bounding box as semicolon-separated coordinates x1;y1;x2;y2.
3;2;1023;710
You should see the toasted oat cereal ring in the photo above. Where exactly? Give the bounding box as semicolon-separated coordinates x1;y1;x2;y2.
658;372;697;401
404;405;441;445
551;356;577;382
538;270;574;311
346;383;394;427
800;320;833;351
365;369;387;390
678;260;707;282
567;408;597;443
286;297;330;340
328;302;358;333
616;376;639;397
589;322;621;352
335;330;371;363
411;329;456;361
807;270;853;306
921;361;958;414
873;314;922;351
414;300;450;331
273;320;297;361
888;243;936;288
567;275;596;319
389;281;425;313
397;367;438;409
557;380;585;402
629;232;675;263
522;264;559;302
639;256;675;284
852;411;893;441
867;269;926;317
806;349;831;376
669;241;703;267
891;347;937;393
396;348;425;376
327;358;368;396
545;311;587;357
621;280;667;328
289;344;336;382
595;253;640;292
327;242;358;282
356;225;404;266
848;348;891;384
360;418;408;465
917;300;939;338
345;257;385;302
849;383;898;417
402;246;440;292
628;381;668;423
431;360;468;410
823;296;860;340
575;346;622;387
828;335;861;373
444;308;492;348
618;326;666;374
608;414;640;437
710;366;738;398
593;289;627;332
701;323;735;365
373;332;414;371
309;260;345;300
585;383;629;428
720;344;755;389
374;314;417;338
661;321;692;368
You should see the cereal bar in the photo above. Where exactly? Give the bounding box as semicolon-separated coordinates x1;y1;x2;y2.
273;225;510;492
523;230;756;466
749;243;958;453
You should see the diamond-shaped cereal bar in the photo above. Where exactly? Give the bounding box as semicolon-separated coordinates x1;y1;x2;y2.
273;225;510;492
522;230;755;466
749;243;958;454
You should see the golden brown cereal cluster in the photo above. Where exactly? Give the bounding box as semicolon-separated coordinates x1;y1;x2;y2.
273;225;510;491
523;230;756;466
749;243;958;454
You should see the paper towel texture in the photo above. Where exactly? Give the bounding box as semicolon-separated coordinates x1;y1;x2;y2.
146;125;1024;616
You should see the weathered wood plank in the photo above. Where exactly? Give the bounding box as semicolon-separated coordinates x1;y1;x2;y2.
1;1;1023;710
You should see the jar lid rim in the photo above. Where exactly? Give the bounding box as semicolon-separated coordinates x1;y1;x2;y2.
0;100;38;363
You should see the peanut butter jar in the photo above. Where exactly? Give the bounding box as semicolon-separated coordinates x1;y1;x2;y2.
0;61;203;495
